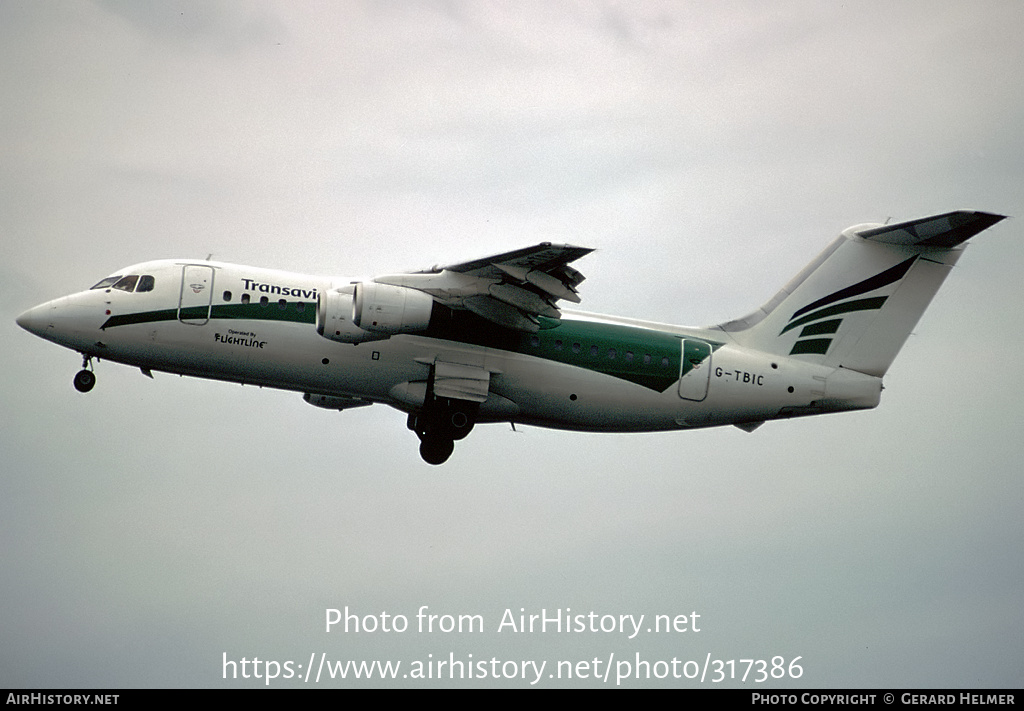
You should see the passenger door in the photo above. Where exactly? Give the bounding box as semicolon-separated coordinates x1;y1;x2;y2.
179;265;214;325
677;339;711;401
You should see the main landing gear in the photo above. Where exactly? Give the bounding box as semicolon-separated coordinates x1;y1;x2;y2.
73;355;96;393
407;368;479;465
408;400;478;465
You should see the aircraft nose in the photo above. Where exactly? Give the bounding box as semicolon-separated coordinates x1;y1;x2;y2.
16;303;53;336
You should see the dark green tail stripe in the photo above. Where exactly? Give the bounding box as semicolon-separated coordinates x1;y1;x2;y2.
790;338;832;355
798;319;842;337
790;256;916;319
780;296;887;336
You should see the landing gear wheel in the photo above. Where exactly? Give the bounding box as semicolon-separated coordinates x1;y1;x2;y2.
73;369;96;393
412;365;479;464
447;406;475;441
419;436;455;465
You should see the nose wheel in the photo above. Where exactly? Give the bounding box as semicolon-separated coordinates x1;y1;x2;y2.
74;370;96;392
74;355;96;393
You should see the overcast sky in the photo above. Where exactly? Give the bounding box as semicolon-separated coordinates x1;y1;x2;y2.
2;0;1022;688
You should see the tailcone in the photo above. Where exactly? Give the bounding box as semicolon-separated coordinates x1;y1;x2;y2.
819;367;883;412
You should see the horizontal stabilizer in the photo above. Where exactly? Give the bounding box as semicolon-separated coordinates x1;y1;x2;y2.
855;211;1006;248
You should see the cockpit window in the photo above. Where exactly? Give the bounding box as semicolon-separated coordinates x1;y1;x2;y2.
91;276;122;290
90;273;156;292
112;275;139;292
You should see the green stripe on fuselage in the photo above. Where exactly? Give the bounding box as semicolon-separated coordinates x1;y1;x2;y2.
102;302;716;392
528;317;686;391
101;302;317;329
427;311;714;392
210;302;316;324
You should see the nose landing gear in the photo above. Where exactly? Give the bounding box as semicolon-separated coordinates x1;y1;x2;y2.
74;355;96;393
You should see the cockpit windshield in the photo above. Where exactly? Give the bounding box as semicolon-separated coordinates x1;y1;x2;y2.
90;274;156;292
112;275;139;292
91;276;122;290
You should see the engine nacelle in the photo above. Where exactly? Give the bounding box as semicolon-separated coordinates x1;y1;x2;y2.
316;287;386;343
316;283;435;343
352;282;435;335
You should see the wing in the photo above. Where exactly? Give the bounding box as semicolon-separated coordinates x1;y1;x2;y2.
373;242;593;332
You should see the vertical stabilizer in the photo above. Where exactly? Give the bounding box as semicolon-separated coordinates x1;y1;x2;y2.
714;211;1005;377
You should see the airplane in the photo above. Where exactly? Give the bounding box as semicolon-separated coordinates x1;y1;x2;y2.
16;210;1005;464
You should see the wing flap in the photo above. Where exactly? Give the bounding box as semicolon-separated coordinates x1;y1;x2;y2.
379;242;592;331
433;361;491;402
487;283;561;318
463;295;540;332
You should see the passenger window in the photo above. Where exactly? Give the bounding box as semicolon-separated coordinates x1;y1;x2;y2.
278;299;287;310
643;354;651;365
661;356;669;367
241;293;250;305
529;335;540;347
572;343;581;353
607;348;616;359
136;275;155;292
625;351;634;362
112;275;139;292
223;291;232;301
260;296;268;307
554;339;562;351
296;302;306;313
590;345;598;356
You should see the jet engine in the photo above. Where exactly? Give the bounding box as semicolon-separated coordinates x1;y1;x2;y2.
316;287;381;343
352;282;435;334
316;283;435;343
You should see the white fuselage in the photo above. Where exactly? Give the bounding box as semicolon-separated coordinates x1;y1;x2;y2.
17;259;882;435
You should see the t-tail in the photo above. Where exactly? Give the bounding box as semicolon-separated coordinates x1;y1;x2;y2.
714;210;1006;377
